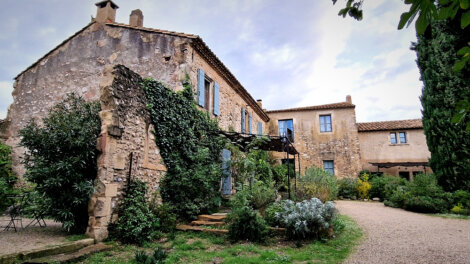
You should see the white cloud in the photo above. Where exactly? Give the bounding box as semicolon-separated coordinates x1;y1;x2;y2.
0;81;13;119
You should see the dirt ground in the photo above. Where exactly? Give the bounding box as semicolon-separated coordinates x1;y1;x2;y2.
336;200;470;264
0;216;69;255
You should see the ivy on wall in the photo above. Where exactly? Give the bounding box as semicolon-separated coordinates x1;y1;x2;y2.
143;78;225;219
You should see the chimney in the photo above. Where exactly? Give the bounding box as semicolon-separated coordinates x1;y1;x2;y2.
129;9;144;27
95;0;119;23
346;95;352;104
256;99;262;109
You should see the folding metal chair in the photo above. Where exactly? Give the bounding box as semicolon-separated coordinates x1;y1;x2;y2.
3;194;26;232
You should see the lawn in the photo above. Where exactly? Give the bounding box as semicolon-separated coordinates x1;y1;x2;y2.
78;215;362;264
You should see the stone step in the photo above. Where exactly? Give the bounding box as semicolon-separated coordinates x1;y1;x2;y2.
190;220;225;227
197;214;227;222
176;225;228;235
0;238;95;264
25;243;111;263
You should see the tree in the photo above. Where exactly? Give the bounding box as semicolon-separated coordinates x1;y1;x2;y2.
414;19;470;191
333;0;470;191
20;94;101;233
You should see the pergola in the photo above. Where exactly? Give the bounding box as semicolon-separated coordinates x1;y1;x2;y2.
369;161;429;173
217;130;300;199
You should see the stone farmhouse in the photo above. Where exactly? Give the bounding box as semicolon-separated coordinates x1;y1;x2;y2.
0;1;431;240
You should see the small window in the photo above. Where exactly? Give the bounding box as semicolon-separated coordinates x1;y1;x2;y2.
399;132;407;143
278;119;294;142
399;171;410;181
204;79;210;110
390;132;397;144
323;160;334;175
320;115;332;132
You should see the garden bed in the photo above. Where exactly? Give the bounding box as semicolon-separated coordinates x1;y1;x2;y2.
77;215;362;264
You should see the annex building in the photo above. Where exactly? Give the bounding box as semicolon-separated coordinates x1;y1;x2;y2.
0;1;431;240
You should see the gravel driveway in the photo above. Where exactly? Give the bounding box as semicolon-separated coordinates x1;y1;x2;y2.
335;200;470;264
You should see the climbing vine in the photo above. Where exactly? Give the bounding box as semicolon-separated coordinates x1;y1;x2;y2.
143;78;225;219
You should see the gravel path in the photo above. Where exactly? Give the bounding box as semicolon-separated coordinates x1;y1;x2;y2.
336;200;470;264
0;216;68;255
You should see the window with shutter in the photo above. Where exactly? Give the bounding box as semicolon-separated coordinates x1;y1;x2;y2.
241;107;246;133
248;114;252;134
213;82;220;116
197;69;205;107
257;122;262;135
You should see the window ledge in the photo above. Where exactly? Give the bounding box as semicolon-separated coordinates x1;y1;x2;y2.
389;143;409;146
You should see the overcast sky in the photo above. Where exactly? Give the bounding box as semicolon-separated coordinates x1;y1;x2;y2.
0;0;422;122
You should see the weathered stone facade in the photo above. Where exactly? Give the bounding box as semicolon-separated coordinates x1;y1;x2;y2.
266;98;362;178
86;65;167;240
1;2;268;240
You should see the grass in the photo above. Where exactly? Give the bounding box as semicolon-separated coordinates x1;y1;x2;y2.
66;234;88;242
78;214;362;264
432;213;470;220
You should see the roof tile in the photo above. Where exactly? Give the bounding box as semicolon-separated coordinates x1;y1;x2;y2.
266;102;355;113
357;119;423;132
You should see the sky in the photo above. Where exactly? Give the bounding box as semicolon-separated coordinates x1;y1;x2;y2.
0;0;422;122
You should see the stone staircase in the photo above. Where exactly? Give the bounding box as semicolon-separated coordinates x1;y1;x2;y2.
176;213;228;235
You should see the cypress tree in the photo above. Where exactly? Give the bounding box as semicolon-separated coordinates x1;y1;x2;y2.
414;18;470;192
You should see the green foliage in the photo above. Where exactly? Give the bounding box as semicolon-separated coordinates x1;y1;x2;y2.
453;190;470;208
109;180;160;245
149;202;177;233
369;175;402;201
227;204;268;243
296;166;338;202
135;247;167;264
415;15;470;192
19;94;100;233
143;78;225;219
0;142;17;212
337;178;358;199
231;180;277;210
264;201;284;227
271;164;288;191
275;198;336;240
384;174;452;213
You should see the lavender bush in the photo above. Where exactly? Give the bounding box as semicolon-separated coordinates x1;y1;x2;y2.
275;198;336;240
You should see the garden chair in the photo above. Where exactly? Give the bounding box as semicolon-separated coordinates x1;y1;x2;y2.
3;194;27;232
24;192;47;228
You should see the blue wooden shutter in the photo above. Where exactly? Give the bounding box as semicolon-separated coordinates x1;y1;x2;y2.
241;107;246;133
257;122;262;135
213;82;220;116
197;69;205;107
221;149;232;196
248;114;252;134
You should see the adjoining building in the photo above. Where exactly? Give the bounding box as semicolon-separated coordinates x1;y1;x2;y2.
0;1;431;240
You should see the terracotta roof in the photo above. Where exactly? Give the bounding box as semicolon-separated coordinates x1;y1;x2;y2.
357;119;423;132
266;102;355;113
14;20;269;122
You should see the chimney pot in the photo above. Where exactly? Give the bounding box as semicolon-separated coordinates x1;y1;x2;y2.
256;99;262;108
95;0;119;23
129;9;144;27
346;95;352;104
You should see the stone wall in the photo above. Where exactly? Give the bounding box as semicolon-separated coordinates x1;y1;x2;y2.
189;50;266;134
86;65;166;241
358;129;431;177
267;107;362;178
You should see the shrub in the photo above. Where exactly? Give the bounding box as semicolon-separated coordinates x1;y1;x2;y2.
369;175;400;201
227;205;268;243
404;195;449;213
149;202;177;233
337;178;358;199
135;247;167;264
271;164;288;191
384;185;409;208
383;176;408;200
109;179;160;245
264;201;283;227
356;173;371;199
297;167;338;202
453;190;470;209
450;204;469;215
19;94;100;233
0;142;17;212
250;180;277;210
275;198;336;240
